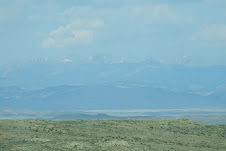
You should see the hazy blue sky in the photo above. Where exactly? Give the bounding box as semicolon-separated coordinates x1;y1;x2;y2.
1;0;226;66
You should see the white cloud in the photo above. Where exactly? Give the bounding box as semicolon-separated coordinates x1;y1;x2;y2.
66;30;94;43
62;6;95;17
41;3;193;48
0;8;10;23
41;38;56;48
50;19;104;37
41;28;95;48
69;19;104;29
129;4;191;24
191;91;215;96
63;58;72;62
41;7;104;48
189;24;226;46
201;24;226;41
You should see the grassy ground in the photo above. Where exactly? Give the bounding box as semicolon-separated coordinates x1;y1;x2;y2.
0;119;225;151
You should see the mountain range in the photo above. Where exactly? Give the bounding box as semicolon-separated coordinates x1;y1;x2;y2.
0;84;225;110
0;57;225;110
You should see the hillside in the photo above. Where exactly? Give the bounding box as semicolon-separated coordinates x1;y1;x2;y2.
0;119;225;151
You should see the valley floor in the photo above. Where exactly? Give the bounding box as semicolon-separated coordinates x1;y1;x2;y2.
0;119;225;151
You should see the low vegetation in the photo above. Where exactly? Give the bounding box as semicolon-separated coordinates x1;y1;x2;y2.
0;119;225;151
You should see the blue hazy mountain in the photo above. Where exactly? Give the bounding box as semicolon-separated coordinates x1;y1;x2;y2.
0;57;226;90
0;57;225;110
0;85;225;110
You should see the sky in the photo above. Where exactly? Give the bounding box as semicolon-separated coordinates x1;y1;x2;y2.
0;0;226;66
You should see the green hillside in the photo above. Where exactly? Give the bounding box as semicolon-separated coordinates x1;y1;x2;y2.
0;119;225;151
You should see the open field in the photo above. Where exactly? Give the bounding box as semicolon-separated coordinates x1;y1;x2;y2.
1;109;226;124
0;119;225;151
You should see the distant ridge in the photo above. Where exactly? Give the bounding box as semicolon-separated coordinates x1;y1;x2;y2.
0;84;225;110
